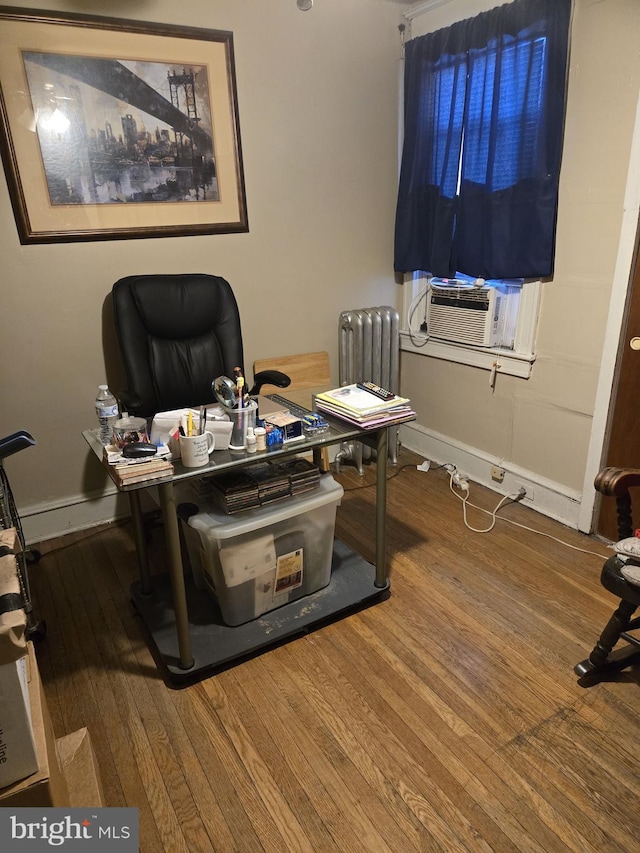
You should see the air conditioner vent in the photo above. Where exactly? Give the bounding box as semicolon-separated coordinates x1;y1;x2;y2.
431;287;492;309
425;282;520;348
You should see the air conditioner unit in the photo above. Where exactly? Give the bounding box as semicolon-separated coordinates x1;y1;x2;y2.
425;280;520;348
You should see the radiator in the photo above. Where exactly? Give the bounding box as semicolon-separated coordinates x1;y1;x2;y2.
337;306;400;472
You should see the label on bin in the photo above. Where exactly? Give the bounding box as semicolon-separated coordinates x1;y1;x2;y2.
274;548;304;594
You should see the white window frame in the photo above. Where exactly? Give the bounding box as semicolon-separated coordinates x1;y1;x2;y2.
400;274;540;379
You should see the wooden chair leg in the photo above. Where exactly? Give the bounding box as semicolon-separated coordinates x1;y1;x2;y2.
575;599;639;677
313;447;330;473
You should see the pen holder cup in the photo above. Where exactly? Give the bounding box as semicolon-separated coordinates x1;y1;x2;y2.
223;400;257;451
178;431;215;468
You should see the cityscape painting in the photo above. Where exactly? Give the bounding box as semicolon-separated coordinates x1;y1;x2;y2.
0;9;247;243
24;53;219;207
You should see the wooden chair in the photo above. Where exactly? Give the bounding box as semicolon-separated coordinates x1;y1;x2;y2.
253;351;331;472
253;351;331;396
575;466;640;679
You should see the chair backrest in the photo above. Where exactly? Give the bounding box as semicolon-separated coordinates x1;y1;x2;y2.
113;274;245;417
253;351;331;396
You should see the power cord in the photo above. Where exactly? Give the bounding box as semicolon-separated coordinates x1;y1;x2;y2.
433;461;607;559
341;462;418;492
341;459;608;560
407;277;431;346
446;465;522;534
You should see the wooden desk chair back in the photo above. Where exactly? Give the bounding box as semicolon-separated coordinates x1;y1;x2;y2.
253;351;331;396
253;351;332;471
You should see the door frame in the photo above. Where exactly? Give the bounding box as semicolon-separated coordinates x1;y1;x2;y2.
579;89;640;533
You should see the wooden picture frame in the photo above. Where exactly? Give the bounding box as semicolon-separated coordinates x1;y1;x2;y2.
0;7;248;244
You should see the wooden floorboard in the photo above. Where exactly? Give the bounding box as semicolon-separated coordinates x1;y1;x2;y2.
25;449;640;852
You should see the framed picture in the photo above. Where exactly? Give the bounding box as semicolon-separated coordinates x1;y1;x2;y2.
0;7;248;243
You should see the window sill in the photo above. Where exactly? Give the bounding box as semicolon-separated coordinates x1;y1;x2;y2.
399;330;535;378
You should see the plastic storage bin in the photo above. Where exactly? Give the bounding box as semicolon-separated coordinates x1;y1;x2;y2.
181;475;344;626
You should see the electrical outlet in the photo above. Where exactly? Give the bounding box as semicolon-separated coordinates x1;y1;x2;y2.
452;471;469;490
491;465;505;483
515;480;532;501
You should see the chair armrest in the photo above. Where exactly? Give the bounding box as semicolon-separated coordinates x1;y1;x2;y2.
594;467;640;497
250;370;291;396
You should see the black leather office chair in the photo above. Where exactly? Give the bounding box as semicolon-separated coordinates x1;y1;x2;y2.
112;274;290;418
575;466;640;680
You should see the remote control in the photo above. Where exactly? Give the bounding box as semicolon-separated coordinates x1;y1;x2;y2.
357;381;395;401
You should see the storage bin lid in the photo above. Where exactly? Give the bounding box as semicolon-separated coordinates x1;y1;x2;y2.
187;474;343;540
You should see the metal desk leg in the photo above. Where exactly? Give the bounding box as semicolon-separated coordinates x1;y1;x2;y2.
375;427;388;587
158;481;194;670
128;490;152;595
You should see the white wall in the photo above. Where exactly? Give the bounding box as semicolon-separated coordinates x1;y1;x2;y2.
0;0;408;540
399;0;640;529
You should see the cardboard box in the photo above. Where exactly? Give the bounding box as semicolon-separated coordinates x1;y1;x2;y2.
261;410;304;443
57;727;104;808
0;546;31;790
0;553;27;666
0;643;69;807
0;651;37;788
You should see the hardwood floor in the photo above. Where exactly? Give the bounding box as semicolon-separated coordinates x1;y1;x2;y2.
28;449;640;852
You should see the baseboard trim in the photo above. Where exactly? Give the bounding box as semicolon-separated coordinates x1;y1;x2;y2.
398;422;583;529
19;488;133;545
17;426;583;543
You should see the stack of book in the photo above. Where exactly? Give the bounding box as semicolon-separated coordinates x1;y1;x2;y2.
107;457;173;487
314;384;415;429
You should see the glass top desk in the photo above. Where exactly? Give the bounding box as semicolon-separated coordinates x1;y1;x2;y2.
83;389;404;684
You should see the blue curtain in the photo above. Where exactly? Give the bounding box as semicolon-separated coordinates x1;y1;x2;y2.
394;0;571;279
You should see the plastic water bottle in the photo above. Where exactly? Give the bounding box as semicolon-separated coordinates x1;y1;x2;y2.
95;385;119;446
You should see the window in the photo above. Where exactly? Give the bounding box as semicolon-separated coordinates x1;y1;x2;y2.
395;0;570;376
465;35;547;187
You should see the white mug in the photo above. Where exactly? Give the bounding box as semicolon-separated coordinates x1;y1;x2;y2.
179;431;215;467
